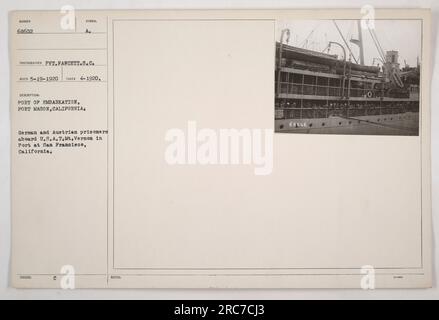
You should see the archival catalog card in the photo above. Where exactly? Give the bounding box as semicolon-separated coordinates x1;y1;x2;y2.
10;9;432;288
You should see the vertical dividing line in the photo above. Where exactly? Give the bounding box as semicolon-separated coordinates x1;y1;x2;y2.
106;16;109;285
112;20;115;271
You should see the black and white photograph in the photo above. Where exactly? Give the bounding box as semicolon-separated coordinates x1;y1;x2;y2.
1;0;437;303
275;19;421;135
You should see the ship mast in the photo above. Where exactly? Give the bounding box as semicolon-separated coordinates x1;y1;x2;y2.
357;20;365;65
333;20;358;64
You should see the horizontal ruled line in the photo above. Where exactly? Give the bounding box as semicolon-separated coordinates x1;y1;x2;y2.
16;48;107;51
16;81;107;83
17;32;107;35
16;65;107;67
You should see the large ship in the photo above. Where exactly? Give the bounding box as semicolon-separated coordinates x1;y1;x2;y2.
275;23;420;135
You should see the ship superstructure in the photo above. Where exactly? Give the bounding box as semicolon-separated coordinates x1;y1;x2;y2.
275;23;420;135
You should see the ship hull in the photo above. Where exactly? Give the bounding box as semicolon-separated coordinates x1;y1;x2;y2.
275;111;419;136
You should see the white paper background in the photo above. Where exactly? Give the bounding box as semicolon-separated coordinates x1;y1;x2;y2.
0;0;438;299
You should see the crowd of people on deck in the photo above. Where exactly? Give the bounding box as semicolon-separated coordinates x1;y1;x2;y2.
275;100;419;119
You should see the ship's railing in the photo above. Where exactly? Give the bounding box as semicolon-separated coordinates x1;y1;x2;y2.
278;82;341;97
349;88;377;98
275;104;419;120
277;82;382;98
388;91;411;98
